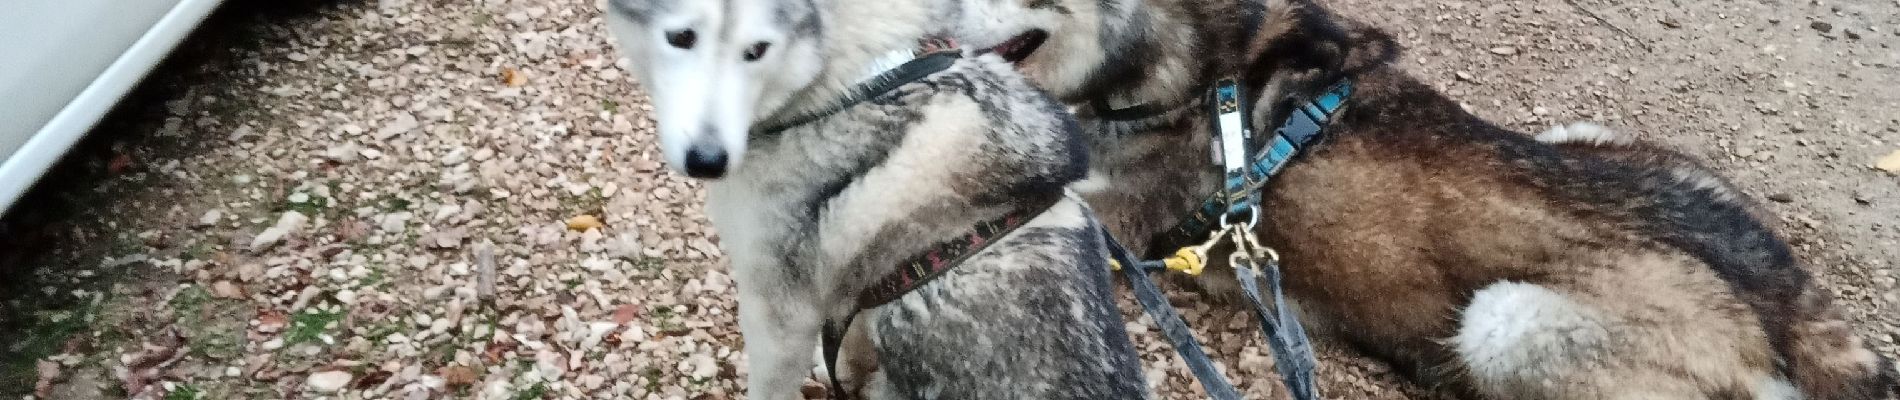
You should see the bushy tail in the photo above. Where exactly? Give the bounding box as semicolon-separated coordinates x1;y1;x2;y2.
1782;286;1898;399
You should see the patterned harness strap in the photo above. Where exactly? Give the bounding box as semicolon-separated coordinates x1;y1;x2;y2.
820;197;1058;399
853;206;1047;310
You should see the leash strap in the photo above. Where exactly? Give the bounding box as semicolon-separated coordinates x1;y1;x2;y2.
1103;227;1245;400
821;314;857;400
1092;98;1186;123
1233;252;1320;400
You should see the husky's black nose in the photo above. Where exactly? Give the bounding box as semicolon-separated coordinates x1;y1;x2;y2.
683;144;728;179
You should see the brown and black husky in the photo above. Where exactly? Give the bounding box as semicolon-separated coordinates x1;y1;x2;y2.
944;0;1898;398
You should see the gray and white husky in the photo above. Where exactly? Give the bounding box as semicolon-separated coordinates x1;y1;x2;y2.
602;0;1149;398
945;0;1899;398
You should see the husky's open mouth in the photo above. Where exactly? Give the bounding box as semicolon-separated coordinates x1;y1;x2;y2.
989;30;1049;63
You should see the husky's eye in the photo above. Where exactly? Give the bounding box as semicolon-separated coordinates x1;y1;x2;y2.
742;42;772;62
665;29;698;49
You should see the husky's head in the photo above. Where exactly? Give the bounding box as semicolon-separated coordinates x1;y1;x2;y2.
949;0;1135;99
604;0;823;179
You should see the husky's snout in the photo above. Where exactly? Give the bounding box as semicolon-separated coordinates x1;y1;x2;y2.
682;133;730;179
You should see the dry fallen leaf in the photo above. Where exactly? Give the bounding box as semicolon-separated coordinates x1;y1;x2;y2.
613;304;641;324
1875;149;1900;174
108;153;134;174
210;281;245;299
120;327;187;397
566;215;604;231
256;311;289;333
34;360;60;398
437;365;478;388
502;68;528;87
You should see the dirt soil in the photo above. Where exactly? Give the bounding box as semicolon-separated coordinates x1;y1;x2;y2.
1;0;1894;399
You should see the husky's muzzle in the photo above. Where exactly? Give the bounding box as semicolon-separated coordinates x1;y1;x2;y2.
683;132;729;179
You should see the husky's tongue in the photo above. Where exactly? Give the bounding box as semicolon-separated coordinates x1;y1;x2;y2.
990;30;1048;63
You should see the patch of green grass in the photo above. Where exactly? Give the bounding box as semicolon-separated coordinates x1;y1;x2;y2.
356;265;389;290
642;367;664;393
363;321;404;343
625;256;665;278
170;285;211;314
169;285;244;360
649;305;684;333
559;186;608;215
281;193;330;217
165;383;203;400
686;375;714;391
376;194;412;212
181;241;217;261
284;308;345;347
110;234;146;255
1;300;103;389
192;330;243;360
511;381;548;400
601;99;620;114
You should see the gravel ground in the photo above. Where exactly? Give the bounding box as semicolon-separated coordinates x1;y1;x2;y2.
1;0;1895;399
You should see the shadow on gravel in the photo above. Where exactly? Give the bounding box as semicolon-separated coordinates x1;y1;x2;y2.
0;0;359;394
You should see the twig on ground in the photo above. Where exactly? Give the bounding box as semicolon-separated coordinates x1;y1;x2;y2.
1563;0;1654;52
475;240;497;306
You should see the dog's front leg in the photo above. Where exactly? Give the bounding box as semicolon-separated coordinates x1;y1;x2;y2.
739;286;823;400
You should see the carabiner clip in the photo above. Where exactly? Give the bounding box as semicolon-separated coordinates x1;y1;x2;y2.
1226;221;1281;270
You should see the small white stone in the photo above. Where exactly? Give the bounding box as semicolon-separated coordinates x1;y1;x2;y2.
307;370;352;393
687;354;718;380
441;148;469;166
250;211;310;250
374;113;420;140
432;203;462;222
324;144;361;163
196;209;224;227
579;322;618;350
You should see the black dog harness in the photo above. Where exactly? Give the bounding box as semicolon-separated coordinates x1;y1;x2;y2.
756;43;1063;399
1094;0;1350;398
1102;78;1346;400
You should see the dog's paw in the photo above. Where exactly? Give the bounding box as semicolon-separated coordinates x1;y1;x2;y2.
1536;121;1629;146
